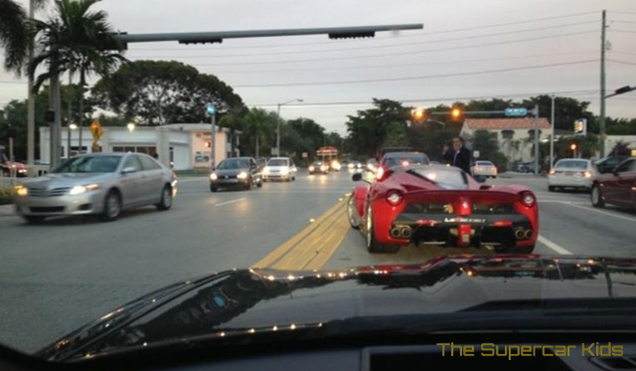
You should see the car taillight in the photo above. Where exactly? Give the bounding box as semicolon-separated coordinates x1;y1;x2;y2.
386;191;402;206
549;169;555;175
520;192;535;207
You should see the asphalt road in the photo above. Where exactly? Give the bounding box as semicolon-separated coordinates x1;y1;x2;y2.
0;169;635;354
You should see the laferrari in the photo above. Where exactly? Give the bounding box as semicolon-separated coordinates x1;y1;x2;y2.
347;164;538;254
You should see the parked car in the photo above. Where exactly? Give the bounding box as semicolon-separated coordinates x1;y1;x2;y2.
595;155;629;174
591;157;636;209
548;159;596;192
262;157;297;181
210;157;263;192
471;160;497;178
348;164;537;254
13;152;177;224
518;162;541;173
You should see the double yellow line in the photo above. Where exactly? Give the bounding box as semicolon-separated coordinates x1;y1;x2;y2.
251;194;351;271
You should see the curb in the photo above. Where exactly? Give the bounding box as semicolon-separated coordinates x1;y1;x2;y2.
0;204;15;216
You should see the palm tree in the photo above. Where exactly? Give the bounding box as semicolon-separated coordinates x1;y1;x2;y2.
244;108;275;158
218;108;248;158
29;0;126;157
1;0;49;73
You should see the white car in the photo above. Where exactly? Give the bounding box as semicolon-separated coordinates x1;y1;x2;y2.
471;161;497;178
548;159;596;192
262;157;297;181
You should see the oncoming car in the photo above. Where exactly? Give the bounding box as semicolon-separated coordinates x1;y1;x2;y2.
308;161;329;174
209;157;263;191
347;164;538;254
376;151;430;180
263;157;297;181
13;152;177;224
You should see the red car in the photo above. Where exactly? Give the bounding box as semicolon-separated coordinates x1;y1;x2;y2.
591;157;636;209
347;164;538;254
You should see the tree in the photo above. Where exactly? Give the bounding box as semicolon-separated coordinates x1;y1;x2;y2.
469;129;509;171
345;98;410;158
240;108;276;157
522;95;596;133
93;60;244;126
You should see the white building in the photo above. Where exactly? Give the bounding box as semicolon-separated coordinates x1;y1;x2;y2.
459;118;552;163
40;123;240;171
605;135;636;156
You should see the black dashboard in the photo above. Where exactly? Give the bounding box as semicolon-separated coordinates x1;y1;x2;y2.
2;335;636;371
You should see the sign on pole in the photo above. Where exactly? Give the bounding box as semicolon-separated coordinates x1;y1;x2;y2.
302;152;308;158
473;150;480;158
574;118;587;136
504;108;527;116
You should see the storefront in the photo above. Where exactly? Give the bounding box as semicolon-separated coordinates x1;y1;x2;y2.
39;123;240;171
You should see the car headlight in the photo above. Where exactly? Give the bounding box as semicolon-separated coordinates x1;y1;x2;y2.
210;173;218;180
321;165;327;171
14;185;28;196
309;166;314;171
263;166;270;175
69;184;100;195
237;171;248;179
348;163;353;168
280;168;289;175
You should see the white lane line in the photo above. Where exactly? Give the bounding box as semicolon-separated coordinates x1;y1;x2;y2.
562;202;636;223
215;198;246;206
538;235;573;255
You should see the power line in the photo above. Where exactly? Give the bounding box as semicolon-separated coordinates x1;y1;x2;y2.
130;21;600;59
609;10;636;15
249;89;601;107
612;21;636;24
611;29;636;33
233;60;598;88
608;59;636;66
180;30;599;67
0;80;27;84
129;11;600;52
207;51;598;75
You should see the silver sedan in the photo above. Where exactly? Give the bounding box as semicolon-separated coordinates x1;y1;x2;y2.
13;152;178;224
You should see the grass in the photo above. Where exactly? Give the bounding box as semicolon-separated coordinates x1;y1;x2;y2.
0;186;14;205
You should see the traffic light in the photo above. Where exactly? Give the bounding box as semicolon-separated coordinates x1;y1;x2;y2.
450;106;463;121
614;85;633;95
205;141;211;148
570;143;577;151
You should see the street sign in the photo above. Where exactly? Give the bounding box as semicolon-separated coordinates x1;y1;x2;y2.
574;118;587;136
302;152;308;158
504;108;527;116
473;150;480;158
207;104;216;115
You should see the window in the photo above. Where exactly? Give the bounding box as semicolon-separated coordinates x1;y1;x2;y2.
123;155;143;171
268;159;289;166
501;130;514;140
555;160;589;169
217;158;250;169
52;156;121;173
615;159;634;173
139;154;162;171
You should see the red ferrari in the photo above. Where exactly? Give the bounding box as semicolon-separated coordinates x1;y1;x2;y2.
347;164;538;254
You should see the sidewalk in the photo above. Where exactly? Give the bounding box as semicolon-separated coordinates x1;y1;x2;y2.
0;204;15;216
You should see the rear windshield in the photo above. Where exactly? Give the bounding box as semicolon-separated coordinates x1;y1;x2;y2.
383;153;429;166
268;159;289;166
555;160;588;169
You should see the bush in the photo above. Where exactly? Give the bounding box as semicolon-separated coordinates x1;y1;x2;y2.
0;186;14;205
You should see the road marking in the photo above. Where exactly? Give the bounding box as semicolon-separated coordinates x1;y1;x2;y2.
562;202;636;223
251;198;347;269
215;198;246;206
538;235;573;255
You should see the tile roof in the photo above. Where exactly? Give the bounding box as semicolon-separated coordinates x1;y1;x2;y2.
463;118;551;130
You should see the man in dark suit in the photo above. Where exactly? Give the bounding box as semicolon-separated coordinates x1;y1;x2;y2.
452;136;471;174
442;144;454;165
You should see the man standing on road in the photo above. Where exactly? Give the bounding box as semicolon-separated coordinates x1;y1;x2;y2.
452;136;471;174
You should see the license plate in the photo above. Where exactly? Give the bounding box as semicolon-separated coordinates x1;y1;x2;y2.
564;171;574;176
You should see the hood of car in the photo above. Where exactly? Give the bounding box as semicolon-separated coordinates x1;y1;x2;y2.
20;173;112;188
36;255;636;362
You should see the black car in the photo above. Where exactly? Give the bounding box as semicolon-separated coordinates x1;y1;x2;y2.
209;157;263;192
595;155;629;174
308;161;328;174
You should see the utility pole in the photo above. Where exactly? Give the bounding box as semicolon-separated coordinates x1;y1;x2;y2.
600;9;607;158
209;104;216;170
550;95;555;170
26;0;35;176
276;103;281;157
533;104;540;175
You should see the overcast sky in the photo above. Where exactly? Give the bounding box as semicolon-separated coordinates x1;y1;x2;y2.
2;0;636;135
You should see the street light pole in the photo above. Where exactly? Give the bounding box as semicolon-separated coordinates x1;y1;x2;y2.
27;0;35;176
550;95;555;170
533;104;540;175
600;9;607;158
276;99;302;157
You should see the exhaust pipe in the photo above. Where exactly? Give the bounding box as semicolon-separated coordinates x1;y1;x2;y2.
401;226;412;239
390;228;401;238
524;230;533;239
514;228;525;240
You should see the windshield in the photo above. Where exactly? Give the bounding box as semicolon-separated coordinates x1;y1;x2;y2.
3;0;636;362
555;160;589;169
383;154;429;166
217;159;249;169
52;156;121;173
267;159;289;166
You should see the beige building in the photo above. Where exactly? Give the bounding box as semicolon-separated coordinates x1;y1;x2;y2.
459;118;552;163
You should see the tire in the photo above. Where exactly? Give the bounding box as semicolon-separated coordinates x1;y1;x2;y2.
257;178;263;187
347;195;360;229
23;215;45;225
210;185;218;192
365;204;400;253
591;184;604;208
100;190;121;222
156;185;173;211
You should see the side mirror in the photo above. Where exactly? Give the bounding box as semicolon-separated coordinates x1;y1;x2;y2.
121;166;136;174
352;173;362;181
